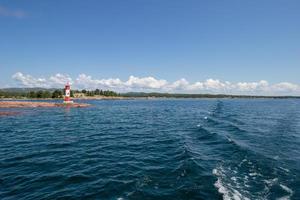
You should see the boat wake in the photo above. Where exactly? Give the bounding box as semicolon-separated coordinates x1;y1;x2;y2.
212;160;294;200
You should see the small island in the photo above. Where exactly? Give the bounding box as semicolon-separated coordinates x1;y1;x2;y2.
0;83;90;116
0;101;90;108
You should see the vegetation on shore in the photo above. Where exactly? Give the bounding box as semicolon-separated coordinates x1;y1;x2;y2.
0;88;120;99
74;89;120;97
0;88;299;99
122;92;300;99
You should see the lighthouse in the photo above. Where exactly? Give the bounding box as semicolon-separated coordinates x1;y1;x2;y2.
63;82;73;104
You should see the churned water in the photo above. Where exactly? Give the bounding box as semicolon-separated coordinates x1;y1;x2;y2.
0;99;300;200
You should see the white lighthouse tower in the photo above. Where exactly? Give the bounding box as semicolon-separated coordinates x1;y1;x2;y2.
63;82;73;104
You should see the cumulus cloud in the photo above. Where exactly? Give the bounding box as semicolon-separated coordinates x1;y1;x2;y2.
272;82;299;92
0;5;26;18
11;72;300;95
125;76;168;89
75;74;169;91
13;72;72;88
12;72;48;88
49;74;72;86
169;78;189;90
236;80;268;91
76;74;123;90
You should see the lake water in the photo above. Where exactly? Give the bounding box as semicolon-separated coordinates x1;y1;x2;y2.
1;99;300;200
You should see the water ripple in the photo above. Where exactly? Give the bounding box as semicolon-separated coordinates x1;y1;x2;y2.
0;99;299;199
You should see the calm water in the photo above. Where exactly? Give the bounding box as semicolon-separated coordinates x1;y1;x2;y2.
0;99;300;200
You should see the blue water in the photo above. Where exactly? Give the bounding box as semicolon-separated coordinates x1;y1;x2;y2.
1;99;300;200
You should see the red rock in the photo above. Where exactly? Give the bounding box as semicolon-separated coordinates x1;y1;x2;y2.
0;111;21;116
0;101;90;108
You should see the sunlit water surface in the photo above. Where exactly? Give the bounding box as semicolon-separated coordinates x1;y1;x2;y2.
1;99;300;200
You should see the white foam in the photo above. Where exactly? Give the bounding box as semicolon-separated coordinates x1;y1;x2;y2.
227;137;232;142
214;178;233;200
276;184;294;200
264;178;278;186
280;184;293;194
277;196;290;200
212;168;218;175
279;167;290;173
213;167;250;200
214;177;249;200
238;159;247;167
249;172;258;177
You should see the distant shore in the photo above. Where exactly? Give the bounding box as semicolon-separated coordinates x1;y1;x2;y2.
1;88;300;100
0;95;300;101
0;96;132;101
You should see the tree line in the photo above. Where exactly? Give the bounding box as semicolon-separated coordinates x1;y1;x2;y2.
78;89;119;97
27;90;65;98
0;90;64;99
2;89;297;99
121;92;300;99
0;89;120;98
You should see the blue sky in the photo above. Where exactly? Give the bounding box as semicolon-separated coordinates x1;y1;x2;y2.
0;0;299;94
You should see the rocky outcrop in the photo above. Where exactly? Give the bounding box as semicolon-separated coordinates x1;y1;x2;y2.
0;101;90;108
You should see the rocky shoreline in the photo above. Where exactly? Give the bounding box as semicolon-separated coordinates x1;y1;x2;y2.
0;101;90;108
0;111;21;116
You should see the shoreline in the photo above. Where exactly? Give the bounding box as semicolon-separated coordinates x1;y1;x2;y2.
0;101;90;108
0;96;133;101
0;111;21;116
1;96;300;101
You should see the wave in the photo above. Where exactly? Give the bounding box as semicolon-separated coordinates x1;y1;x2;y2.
205;101;297;200
213;167;250;200
212;162;295;200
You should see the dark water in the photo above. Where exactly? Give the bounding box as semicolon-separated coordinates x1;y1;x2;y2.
1;99;300;200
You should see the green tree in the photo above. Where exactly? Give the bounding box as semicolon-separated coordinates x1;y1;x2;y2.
52;90;62;98
70;90;74;97
36;90;43;98
28;91;37;98
43;91;51;98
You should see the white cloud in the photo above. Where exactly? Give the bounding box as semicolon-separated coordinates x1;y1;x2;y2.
188;81;204;90
204;79;227;90
168;78;189;90
11;72;300;95
49;73;72;86
236;80;269;91
125;76;168;89
12;72;72;88
272;82;299;92
76;74;123;90
12;72;48;88
0;5;26;18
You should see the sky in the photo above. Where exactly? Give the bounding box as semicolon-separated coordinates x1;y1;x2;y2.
0;0;300;95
